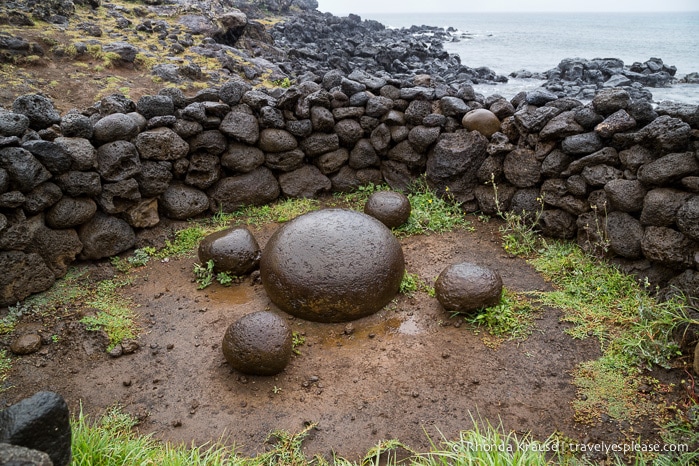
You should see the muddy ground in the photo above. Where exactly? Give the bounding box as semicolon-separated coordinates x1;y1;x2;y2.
1;216;685;461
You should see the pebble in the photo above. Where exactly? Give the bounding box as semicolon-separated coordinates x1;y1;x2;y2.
10;333;42;355
123;379;132;387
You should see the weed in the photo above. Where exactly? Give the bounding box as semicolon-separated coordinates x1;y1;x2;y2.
291;331;306;355
530;241;694;426
491;175;544;256
157;225;207;259
272;386;282;394
71;405;232;465
0;350;12;392
271;77;293;88
462;288;537;348
193;260;238;289
193;260;215;290
216;272;234;287
396;177;472;237
80;278;138;351
233;198;321;227
399;271;435;297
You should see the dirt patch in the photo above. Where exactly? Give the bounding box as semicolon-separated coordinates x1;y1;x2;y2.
1;216;629;459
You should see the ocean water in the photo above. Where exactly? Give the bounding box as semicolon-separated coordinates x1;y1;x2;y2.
364;12;699;104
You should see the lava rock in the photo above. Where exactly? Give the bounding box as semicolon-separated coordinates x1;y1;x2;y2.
221;311;292;376
462;109;500;138
9;333;42;355
0;391;71;466
159;183;209;220
435;262;503;313
78;213;135;260
0;251;55;306
677;196;699;242
0;147;51;193
0;112;30;137
363;191;411;228
209;167;280;212
198;227;261;275
0;443;53;465
260;209;405;322
92;113;139;144
136;95;174;120
96;140;141;182
12;94;61;130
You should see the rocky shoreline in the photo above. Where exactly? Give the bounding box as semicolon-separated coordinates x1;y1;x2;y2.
2;0;693;103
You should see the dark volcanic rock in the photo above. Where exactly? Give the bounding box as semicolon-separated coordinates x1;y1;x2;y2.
435;262;503;313
426;130;489;205
0;391;71;466
198;227;261;275
208;167;280;212
222;311;292;376
0;251;55;307
260;209;405;322
160;183;209;220
78;213;135;260
363;191;411;228
12;94;61;130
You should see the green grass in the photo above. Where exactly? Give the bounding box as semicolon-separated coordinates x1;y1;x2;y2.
231;197;321;227
80;278;139;351
399;271;435;297
529;241;696;427
462;288;538;348
0;349;12;392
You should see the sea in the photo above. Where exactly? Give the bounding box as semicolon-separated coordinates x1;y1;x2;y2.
359;12;699;105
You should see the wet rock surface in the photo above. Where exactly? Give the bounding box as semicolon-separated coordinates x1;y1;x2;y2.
198;227;261;275
435;262;503;313
221;310;292;376
363;190;411;229
260;209;405;322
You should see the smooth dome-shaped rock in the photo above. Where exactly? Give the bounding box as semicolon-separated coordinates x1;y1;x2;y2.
462;109;501;138
222;311;292;376
260;209;405;322
364;191;411;229
435;262;503;313
198;227;261;275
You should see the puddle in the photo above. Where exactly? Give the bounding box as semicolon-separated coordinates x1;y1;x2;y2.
207;284;254;305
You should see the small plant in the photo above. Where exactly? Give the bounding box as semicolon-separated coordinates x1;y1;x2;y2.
272;386;282;394
157;225;207;259
193;260;215;290
291;331;306;355
193;261;238;289
399;271;435;297
80;278;139;351
271;77;292;88
0;350;12;393
462;288;537;347
397;178;473;237
490;175;545;257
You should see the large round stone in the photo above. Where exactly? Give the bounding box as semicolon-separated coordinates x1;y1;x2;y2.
260;209;405;322
435;262;503;313
221;311;292;376
462;109;501;137
364;191;411;229
198;227;261;275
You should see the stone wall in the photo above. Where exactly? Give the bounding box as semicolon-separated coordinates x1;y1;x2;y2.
1;72;698;305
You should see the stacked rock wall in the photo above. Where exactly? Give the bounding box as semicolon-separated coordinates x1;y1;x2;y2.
1;74;698;305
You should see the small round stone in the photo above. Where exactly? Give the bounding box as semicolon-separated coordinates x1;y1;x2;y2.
260;209;405;322
221;311;292;376
364;191;411;229
435;262;503;313
462;109;501;137
198;227;261;275
10;333;42;355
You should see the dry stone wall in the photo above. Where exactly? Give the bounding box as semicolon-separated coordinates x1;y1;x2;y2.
1;74;698;306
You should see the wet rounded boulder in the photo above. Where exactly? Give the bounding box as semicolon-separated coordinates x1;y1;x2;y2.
222;311;292;376
260;209;405;322
364;191;411;229
198;227;261;275
435;262;503;313
462;109;501;137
